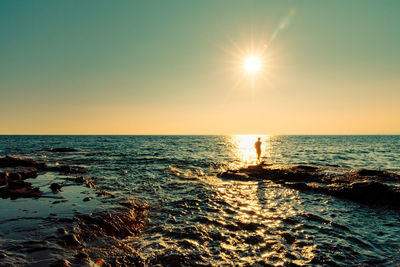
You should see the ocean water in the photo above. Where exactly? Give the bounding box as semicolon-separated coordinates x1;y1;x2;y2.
0;135;399;266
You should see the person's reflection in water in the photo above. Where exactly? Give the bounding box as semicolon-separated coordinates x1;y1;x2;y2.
254;137;262;164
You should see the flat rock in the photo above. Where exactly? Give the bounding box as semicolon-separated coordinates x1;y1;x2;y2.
219;164;400;209
0;156;46;170
0;181;41;199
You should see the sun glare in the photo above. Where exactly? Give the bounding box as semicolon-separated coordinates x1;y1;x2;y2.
231;135;270;165
244;56;261;73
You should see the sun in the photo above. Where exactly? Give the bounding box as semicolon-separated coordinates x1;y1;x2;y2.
244;56;261;73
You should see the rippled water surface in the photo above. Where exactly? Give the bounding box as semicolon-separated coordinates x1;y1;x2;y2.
1;135;399;266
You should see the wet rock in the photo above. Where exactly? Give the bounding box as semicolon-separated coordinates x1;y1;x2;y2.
0;181;41;199
58;218;75;223
220;164;400;209
96;190;116;198
8;180;33;193
25;169;39;179
74;203;148;241
293;165;319;172
8;172;22;181
60;165;73;173
218;170;249;180
0;156;46;170
49;148;78;152
85;179;96;189
50;259;72;267
0;173;7;185
83;197;92;202
2;169;39;183
356;169;392;178
75;176;85;183
62;234;83;247
281;232;296;244
57;228;68;235
351;180;389;192
75;251;89;259
347;181;399;206
286;182;311;191
54;201;148;266
53;200;68;204
46;165;89;174
111;255;144;266
50;183;62;192
7;172;22;181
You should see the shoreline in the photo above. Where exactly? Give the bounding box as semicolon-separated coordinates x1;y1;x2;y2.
0;153;148;266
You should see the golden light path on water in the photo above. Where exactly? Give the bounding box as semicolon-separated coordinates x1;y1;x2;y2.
209;135;316;264
231;134;271;165
163;135;316;264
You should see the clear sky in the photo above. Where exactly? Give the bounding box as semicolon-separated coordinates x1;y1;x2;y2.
1;0;399;134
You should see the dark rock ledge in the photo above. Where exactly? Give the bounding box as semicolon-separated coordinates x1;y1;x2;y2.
0;156;89;199
218;164;400;208
56;200;149;266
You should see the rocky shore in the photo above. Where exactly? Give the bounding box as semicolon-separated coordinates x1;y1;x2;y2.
0;152;148;266
219;164;400;209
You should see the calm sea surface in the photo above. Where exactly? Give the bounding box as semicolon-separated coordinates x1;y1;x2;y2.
1;135;399;265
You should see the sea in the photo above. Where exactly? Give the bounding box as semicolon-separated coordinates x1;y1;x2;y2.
0;135;399;266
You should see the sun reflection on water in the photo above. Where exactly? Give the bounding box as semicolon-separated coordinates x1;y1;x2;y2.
211;178;315;264
211;136;317;264
231;135;271;165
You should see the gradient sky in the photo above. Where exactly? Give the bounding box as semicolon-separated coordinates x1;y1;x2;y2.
1;0;399;134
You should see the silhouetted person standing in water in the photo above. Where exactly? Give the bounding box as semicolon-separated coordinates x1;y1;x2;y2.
254;137;262;163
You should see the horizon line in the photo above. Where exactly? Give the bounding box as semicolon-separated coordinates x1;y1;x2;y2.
0;134;399;136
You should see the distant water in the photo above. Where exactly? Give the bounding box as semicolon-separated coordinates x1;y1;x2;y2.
1;135;399;265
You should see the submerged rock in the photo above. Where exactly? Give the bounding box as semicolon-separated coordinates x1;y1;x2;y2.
8;180;33;192
62;234;83;248
75;251;89;260
0;181;41;199
219;170;249;180
57;228;68;235
0;168;39;185
0;156;42;186
356;169;393;178
52;201;149;265
50;259;72;267
71;201;148;242
0;156;46;170
46;165;89;174
50;183;62;192
96;190;116;198
75;176;85;183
